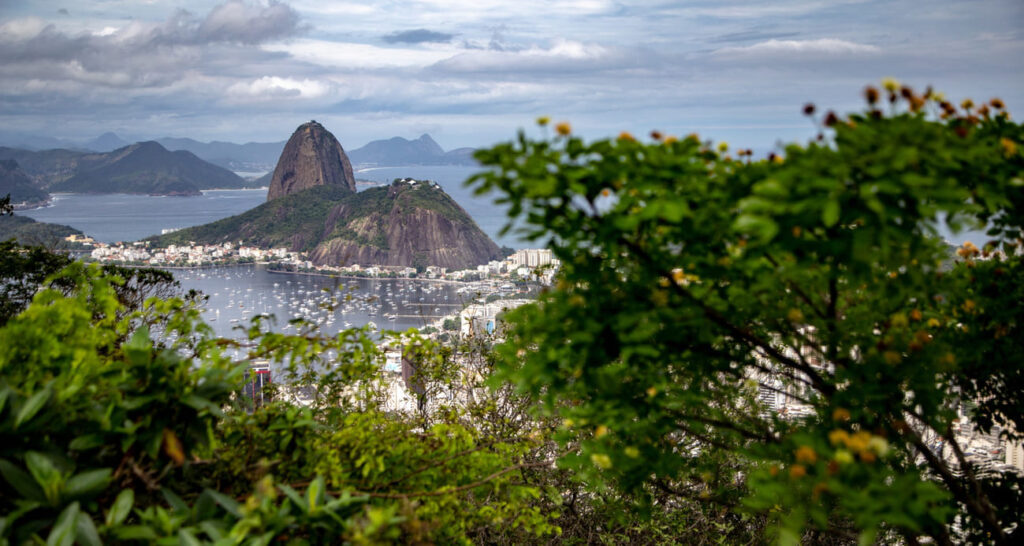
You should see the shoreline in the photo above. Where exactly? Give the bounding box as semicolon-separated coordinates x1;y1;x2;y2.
265;267;472;285
106;261;477;286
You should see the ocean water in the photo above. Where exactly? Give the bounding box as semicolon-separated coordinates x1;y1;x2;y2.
172;265;479;340
20;165;529;247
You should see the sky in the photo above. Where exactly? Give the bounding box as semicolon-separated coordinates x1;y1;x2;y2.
0;0;1022;151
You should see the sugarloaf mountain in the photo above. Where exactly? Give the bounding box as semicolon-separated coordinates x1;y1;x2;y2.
154;122;501;270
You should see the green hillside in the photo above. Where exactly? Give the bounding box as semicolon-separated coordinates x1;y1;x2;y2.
0;160;49;206
150;180;500;269
151;184;353;250
0;214;84;248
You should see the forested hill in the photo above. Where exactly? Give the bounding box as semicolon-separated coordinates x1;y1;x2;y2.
0;160;49;207
152;180;500;270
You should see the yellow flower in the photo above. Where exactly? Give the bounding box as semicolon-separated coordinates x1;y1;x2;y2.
717;141;729;153
881;77;900;92
624;446;640;458
663;135;678;145
646;386;658;397
787;308;804;323
833;449;854;465
536;115;551;126
847;431;872;452
563;418;575;428
883;350;902;365
890;313;909;329
867;436;889;456
618;131;635;142
909;309;922;322
671;268;686;285
1002;137;1018;157
829;430;850;447
795;445;817;464
962;299;976;312
555;121;572;136
591;453;613;469
789;464;807;479
595;425;609;438
927;318;941;328
832;408;851;422
961;98;974;110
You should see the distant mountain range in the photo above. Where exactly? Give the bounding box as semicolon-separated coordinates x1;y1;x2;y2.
0;132;477;174
0;141;257;197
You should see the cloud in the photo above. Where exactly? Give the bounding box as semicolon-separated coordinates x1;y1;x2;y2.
713;38;881;57
226;76;329;100
432;39;620;74
382;29;454;44
0;2;304;88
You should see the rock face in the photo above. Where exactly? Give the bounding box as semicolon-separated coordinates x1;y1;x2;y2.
307;181;501;270
267;121;355;201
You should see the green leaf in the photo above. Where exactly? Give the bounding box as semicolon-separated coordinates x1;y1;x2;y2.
162;489;189;514
69;435;106;451
204;489;242;518
822;199;841;227
113;525;158;541
0;387;9;416
178;529;202;546
105;489;135;527
0;459;46;502
74;513;102;546
15;387;52;428
64;469;111;500
46;501;80;546
25;451;62;494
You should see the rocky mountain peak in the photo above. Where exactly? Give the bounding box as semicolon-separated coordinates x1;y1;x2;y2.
266;121;355;201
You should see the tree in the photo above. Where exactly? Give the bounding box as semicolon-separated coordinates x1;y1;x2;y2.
471;84;1024;544
0;263;559;544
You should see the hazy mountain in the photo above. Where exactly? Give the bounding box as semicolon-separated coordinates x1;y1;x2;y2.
0;160;49;207
348;134;477;167
155;137;285;172
83;132;131;152
49;141;253;195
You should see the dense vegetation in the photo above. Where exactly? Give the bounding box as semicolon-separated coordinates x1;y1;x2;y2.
0;215;82;248
153;185;352;251
1;84;1022;544
156;181;481;254
471;85;1024;544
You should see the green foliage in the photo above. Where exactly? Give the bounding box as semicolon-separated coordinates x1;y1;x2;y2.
0;215;84;248
471;88;1024;544
0;258;562;544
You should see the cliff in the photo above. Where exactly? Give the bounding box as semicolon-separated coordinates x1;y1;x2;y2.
266;121;355;201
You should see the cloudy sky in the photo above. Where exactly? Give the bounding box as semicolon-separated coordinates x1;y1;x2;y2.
1;0;1021;151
